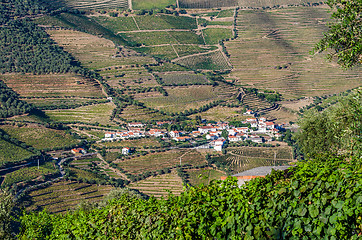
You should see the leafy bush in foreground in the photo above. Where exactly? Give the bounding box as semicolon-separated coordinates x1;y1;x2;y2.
18;154;362;239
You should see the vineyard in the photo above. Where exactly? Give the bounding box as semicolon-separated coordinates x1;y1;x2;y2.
186;168;225;186
0;124;79;150
0;139;35;168
179;0;238;8
226;6;362;99
46;102;116;126
202;28;233;45
223;146;293;173
55;0;128;10
159;73;210;85
1;73;103;98
25;180;113;213
117;150;206;175
129;170;183;198
2;162;57;187
174;50;231;70
132;0;176;10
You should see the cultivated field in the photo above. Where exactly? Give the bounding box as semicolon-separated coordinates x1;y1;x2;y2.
48;29;154;70
25;180;113;213
0;139;35;168
226;7;362;99
117;150;206;175
132;0;176;10
1;74;103;98
189;106;247;122
46;102;116;125
158;72;210;85
0;124;79;150
129;170;183;198
203;28;233;45
54;0;128;10
140;85;219;113
2;162;57;187
118;105;169;121
225;146;294;173
179;0;238;8
174;50;231;70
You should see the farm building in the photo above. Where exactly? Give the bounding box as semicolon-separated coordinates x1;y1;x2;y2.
122;147;130;155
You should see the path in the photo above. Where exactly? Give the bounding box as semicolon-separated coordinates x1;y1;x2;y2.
128;0;132;10
131;16;140;30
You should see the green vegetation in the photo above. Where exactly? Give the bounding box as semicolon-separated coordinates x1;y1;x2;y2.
0;125;79;150
132;0;175;10
0;139;35;168
91;16;138;32
24;180;113;213
0;20;80;75
134;15;197;30
18;154;362;239
2;162;57;187
314;0;362;68
203;28;233;45
186;168;225;186
294;90;362;158
217;9;235;18
179;0;238;8
0;81;33;118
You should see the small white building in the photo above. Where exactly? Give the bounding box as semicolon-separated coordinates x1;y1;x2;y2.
122;147;130;155
169;131;180;138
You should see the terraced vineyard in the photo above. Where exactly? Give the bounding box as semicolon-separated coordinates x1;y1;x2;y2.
0;139;35;168
186;168;225;186
159;72;210;85
129;171;183;198
2;162;58;187
226;7;362;99
0;124;79;150
56;0;128;10
242;92;272;111
225;146;293;173
118;105;169;121
174;50;231;70
46;102;116;126
26;180;113;213
1;73;103;98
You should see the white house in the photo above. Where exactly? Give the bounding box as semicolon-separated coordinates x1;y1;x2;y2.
229;135;242;142
128;122;144;128
213;139;226;151
169;131;180;138
243;110;255;116
198;126;217;134
104;132;116;139
122;147;130;155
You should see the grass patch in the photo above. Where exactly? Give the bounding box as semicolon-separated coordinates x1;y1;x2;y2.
92;16;138;32
217;9;235;18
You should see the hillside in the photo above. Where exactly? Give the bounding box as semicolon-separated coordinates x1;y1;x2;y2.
0;0;361;234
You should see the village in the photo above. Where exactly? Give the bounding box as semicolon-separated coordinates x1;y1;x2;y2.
102;110;284;154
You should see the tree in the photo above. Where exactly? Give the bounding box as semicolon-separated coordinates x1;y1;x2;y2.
314;0;361;68
294;90;362;157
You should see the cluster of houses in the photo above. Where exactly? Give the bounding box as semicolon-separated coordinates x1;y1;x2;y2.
103;113;284;152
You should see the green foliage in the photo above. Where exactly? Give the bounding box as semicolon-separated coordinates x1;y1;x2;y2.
0;189;14;239
0;139;36;168
18;155;362;239
0;81;34;118
0;20;80;74
294;89;362;158
314;0;362;68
